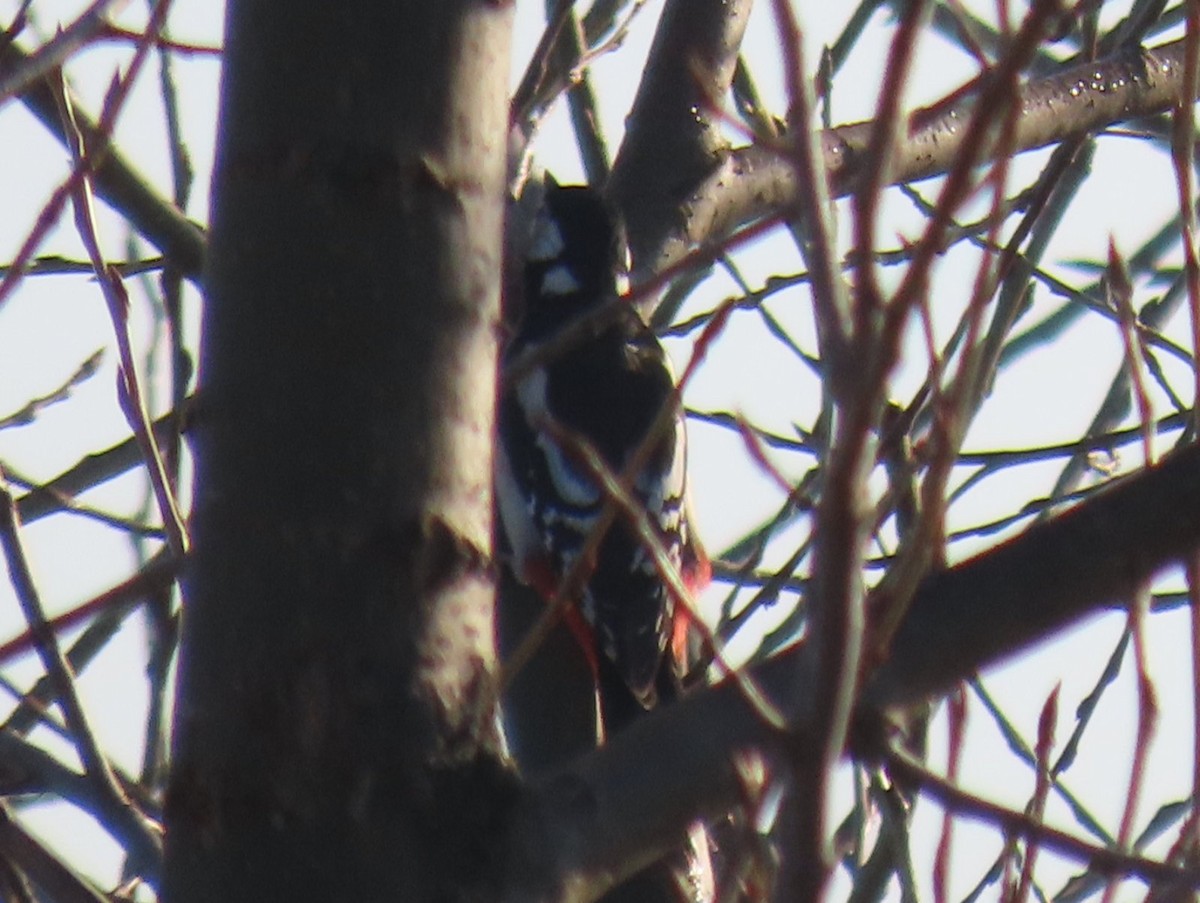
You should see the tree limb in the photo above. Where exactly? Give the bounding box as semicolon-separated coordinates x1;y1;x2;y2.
518;442;1200;898
649;38;1193;276
608;0;753;284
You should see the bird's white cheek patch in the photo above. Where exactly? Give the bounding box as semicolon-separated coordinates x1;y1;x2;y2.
540;264;580;296
536;434;600;508
529;215;566;262
516;369;600;509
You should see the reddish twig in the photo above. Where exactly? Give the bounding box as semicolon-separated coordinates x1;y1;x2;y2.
0;0;178;309
933;686;966;903
98;23;221;56
1008;686;1058;903
0;549;178;665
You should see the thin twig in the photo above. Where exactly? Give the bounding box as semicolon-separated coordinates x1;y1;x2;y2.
0;471;163;883
885;745;1197;890
0;350;103;430
0;0;124;101
57;72;189;561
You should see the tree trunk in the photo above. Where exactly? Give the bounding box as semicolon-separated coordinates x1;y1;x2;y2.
164;4;514;900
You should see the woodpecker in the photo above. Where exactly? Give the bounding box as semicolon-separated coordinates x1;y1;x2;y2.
495;181;710;710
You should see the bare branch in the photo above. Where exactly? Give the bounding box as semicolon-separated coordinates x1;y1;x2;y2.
519;441;1200;897
0;802;110;903
654;38;1196;276
608;0;753;281
0;41;206;279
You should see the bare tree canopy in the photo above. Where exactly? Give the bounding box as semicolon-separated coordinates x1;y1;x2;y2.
2;1;1200;901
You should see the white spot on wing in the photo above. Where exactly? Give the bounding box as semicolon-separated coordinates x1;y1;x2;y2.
614;269;630;296
615;223;632;295
580;591;598;628
635;413;688;528
542;508;597;531
494;439;542;580
515;366;551;420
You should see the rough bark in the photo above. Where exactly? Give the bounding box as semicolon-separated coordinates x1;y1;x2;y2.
164;3;514;900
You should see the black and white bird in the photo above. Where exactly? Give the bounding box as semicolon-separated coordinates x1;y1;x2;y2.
495;181;709;711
